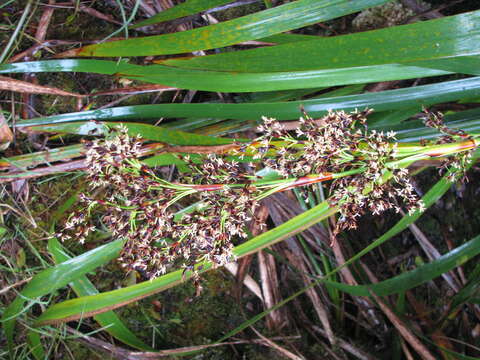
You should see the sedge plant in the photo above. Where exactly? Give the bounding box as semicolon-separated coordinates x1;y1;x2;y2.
59;109;478;283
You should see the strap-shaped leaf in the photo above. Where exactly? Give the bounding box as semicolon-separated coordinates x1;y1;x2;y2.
121;64;448;92
160;11;480;72
10;76;480;126
322;235;480;296
1;239;125;355
48;238;153;350
0;59;451;92
66;0;392;57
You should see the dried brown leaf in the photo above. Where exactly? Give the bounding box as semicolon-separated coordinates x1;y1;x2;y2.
0;75;84;97
362;264;437;360
0;106;13;150
35;0;55;42
79;5;122;25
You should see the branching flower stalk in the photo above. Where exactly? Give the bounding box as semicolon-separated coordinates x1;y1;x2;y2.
59;111;479;279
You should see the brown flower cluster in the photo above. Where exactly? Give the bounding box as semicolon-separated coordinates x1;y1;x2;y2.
254;110;424;238
60;127;260;279
423;110;474;182
255;111;368;177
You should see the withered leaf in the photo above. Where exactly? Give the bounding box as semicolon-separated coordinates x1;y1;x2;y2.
0;75;84;97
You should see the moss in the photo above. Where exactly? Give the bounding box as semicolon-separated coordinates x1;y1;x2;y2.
112;270;250;357
352;1;427;30
48;5;118;42
214;2;264;22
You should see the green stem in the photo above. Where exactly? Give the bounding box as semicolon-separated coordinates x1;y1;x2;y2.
0;0;34;63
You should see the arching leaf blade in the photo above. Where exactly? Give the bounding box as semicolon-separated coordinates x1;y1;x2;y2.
160;11;480;72
0;58;462;93
121;64;449;92
1;239;125;355
68;0;392;57
48;238;153;351
13;76;480;126
323;235;480;296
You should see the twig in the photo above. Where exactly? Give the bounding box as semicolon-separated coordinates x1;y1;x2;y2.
0;105;13;150
79;4;122;25
224;262;264;301
0;277;32;295
66;326;300;359
400;339;415;360
258;244;285;329
312;326;379;360
248;325;304;360
0;203;37;228
8;40;80;63
361;265;437;360
406;219;461;292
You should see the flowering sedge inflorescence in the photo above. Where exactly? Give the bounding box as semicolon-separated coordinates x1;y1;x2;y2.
59;111;476;279
60;126;261;279
252;110;425;238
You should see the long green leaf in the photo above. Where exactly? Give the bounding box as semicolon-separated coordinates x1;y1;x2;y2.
22;121;237;144
48;238;153;350
0;144;84;170
4;106;480;174
68;0;392;57
1;115;247;170
12;76;480;126
322;235;480;296
0;58;451;92
160;11;480;72
391;108;480;142
448;262;480;312
0;59;135;75
121;64;449;92
107;122;238;145
1;239;125;355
